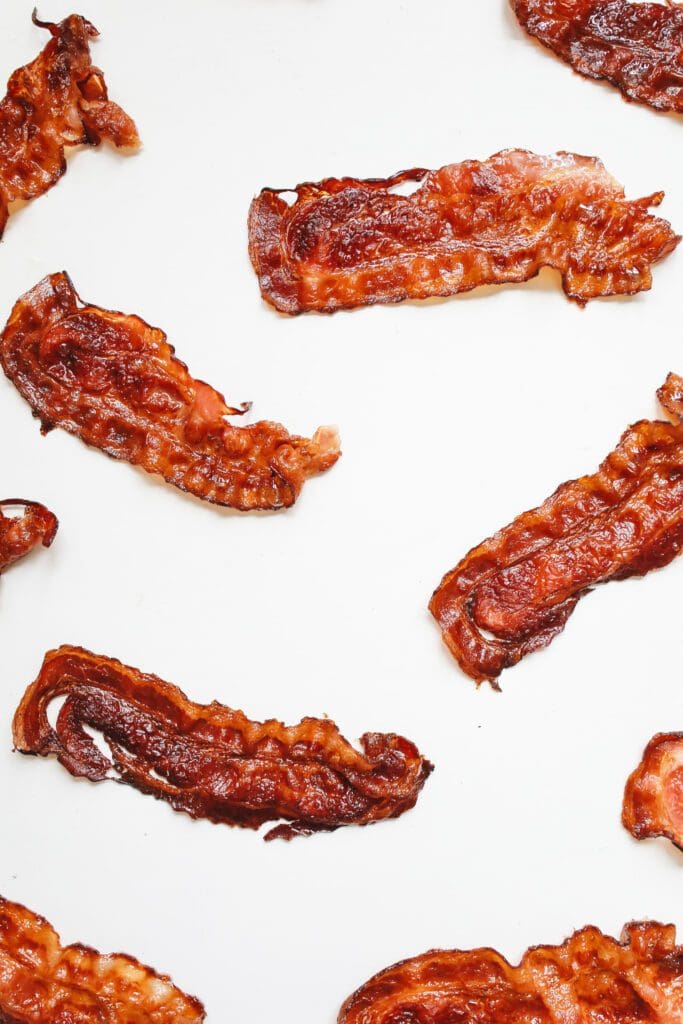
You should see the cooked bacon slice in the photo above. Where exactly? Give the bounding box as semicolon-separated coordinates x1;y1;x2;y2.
0;12;139;239
430;374;683;686
0;499;57;572
339;922;683;1024
0;273;340;510
623;733;683;851
0;895;205;1023
248;151;679;313
13;646;433;840
511;0;683;115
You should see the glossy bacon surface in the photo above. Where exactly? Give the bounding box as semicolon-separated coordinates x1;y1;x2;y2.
511;0;683;114
0;895;205;1023
13;646;433;841
623;733;683;851
430;374;683;685
248;151;679;312
339;922;683;1024
0;273;340;510
0;499;57;572
0;12;138;239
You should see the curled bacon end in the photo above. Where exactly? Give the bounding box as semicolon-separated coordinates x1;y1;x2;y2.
430;374;683;686
623;733;683;852
0;273;340;511
511;0;683;115
339;922;683;1024
0;13;139;238
248;151;679;313
0;499;57;572
0;895;205;1023
13;646;433;840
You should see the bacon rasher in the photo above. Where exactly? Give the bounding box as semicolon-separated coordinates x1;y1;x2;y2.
430;374;683;686
13;646;433;841
338;922;683;1024
0;12;138;239
0;895;205;1023
623;733;683;851
248;151;678;313
0;499;57;572
0;273;340;511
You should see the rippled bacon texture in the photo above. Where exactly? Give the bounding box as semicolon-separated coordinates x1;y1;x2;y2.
0;12;138;239
248;151;678;313
13;646;432;841
623;733;683;851
0;273;340;510
430;374;683;686
0;895;204;1023
511;0;683;114
339;922;683;1024
0;499;57;572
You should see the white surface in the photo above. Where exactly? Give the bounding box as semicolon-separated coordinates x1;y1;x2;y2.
1;0;682;1018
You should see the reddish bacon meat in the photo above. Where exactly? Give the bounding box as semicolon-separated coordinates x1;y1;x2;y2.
0;499;57;572
0;12;139;239
511;0;683;114
13;646;433;841
623;733;683;851
0;895;204;1023
0;273;340;510
339;922;683;1024
430;374;683;686
248;151;679;313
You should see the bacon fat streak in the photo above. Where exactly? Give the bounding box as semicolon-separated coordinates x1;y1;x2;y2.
0;273;340;510
13;646;433;841
430;374;683;685
0;12;138;239
0;499;56;572
623;733;683;852
0;895;204;1023
339;923;683;1024
511;0;683;114
248;151;678;313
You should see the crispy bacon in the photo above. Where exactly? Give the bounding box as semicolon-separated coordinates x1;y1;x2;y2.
511;0;683;114
430;374;683;686
0;895;204;1023
0;499;57;572
0;273;340;511
0;12;139;239
248;151;679;312
13;646;433;841
339;922;683;1024
623;733;683;852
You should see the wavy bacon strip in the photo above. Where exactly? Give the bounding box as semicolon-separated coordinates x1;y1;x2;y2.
0;273;340;510
623;733;683;852
0;895;204;1023
0;499;57;572
248;151;679;313
511;0;683;114
339;922;683;1024
430;374;683;686
13;646;433;841
0;12;138;239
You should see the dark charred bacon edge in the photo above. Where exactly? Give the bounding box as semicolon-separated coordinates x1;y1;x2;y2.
623;732;683;852
0;499;58;572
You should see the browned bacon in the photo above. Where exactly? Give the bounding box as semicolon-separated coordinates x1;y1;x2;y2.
0;499;57;572
0;12;138;239
248;151;679;313
0;895;204;1023
623;733;683;851
0;273;340;511
430;374;683;686
13;646;433;841
339;922;683;1024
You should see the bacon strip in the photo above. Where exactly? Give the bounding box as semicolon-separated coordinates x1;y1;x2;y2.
0;273;340;511
0;895;205;1023
339;922;683;1024
623;733;683;852
0;499;57;572
13;646;433;841
430;374;683;686
0;12;139;239
511;0;683;115
248;151;679;312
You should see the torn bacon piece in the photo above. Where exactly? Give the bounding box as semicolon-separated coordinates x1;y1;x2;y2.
0;12;139;239
0;895;205;1023
248;151;679;312
430;374;683;686
0;273;340;510
511;0;683;115
623;733;683;852
339;922;683;1024
0;499;57;572
13;646;433;841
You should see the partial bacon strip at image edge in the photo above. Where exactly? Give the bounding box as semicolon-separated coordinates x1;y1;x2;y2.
623;732;683;852
0;499;57;572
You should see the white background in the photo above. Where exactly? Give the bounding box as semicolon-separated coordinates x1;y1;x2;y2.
1;0;682;1018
